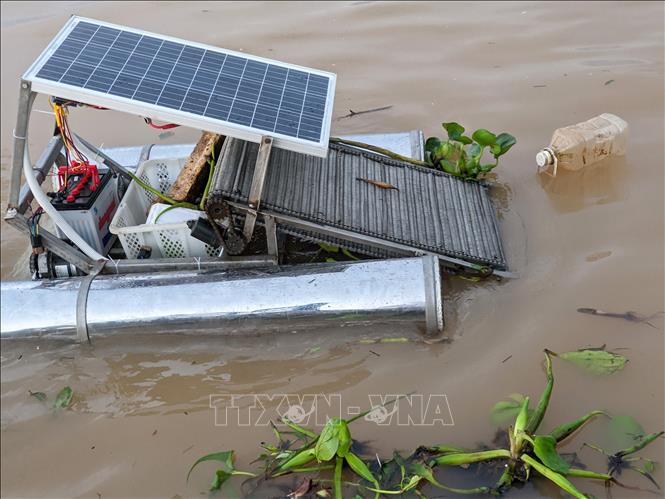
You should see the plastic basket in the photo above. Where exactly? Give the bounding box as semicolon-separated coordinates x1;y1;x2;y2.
109;158;221;259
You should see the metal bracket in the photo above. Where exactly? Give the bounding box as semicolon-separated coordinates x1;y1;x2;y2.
243;135;273;241
75;259;105;343
264;215;279;258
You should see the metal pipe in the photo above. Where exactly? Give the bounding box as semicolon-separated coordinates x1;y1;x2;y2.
8;81;35;209
100;255;277;274
1;256;443;340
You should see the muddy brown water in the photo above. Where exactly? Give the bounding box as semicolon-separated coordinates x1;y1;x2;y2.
1;1;664;498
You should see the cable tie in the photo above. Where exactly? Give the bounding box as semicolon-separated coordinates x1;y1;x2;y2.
12;129;27;140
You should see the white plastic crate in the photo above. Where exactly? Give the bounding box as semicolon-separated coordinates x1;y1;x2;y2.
109;158;221;259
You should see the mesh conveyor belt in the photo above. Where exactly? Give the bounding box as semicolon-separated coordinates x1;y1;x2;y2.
210;138;507;270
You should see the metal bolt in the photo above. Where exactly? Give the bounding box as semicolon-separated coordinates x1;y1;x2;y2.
21;83;28;89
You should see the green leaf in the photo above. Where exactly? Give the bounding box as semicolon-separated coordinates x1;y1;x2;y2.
325;257;337;263
521;454;587;499
494;133;517;157
341;248;359;260
608;415;645;453
278;447;317;471
345;453;378;485
471;129;497;147
526;351;554;434
54;386;73;409
408;461;441;489
432;142;454;162
513;396;530;439
318;242;339;253
616;431;664;458
440;159;459;176
458;153;467;176
442;122;465;140
29;390;47;402
549;411;607;442
466;155;480;171
316;418;341;462
491;393;531;426
336;420;352;457
533;435;570;473
425;137;441;154
558;349;628;375
282;417;318;439
467;143;482;159
479;163;497;173
210;469;232;491
187;450;235;482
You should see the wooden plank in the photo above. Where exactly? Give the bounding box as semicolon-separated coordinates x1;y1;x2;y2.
168;132;224;202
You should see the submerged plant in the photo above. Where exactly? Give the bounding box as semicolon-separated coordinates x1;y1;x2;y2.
187;351;662;497
425;122;516;180
370;350;661;498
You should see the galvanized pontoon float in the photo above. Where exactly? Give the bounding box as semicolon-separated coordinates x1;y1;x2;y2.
2;17;510;341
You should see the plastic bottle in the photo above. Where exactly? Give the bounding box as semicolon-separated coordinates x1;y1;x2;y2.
536;113;628;176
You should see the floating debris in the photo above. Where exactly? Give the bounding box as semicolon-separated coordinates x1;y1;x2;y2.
577;308;663;328
337;105;393;120
28;390;47;402
356;177;399;191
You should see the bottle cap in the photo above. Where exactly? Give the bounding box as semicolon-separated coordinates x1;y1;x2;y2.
536;149;554;168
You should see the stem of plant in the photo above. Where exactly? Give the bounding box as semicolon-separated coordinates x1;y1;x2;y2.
566;468;612;480
231;471;257;478
434;449;511;466
617;431;665;457
520;454;587;499
334;456;343;499
329;137;429;167
199;157;216;210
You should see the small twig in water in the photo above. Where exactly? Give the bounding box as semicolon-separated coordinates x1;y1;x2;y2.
577;308;663;329
337;105;393;120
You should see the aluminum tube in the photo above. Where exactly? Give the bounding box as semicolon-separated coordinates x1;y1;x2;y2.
1;256;443;340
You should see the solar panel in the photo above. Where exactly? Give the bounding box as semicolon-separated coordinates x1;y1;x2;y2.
22;17;337;157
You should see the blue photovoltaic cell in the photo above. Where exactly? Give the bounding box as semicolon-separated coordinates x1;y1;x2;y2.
34;20;332;144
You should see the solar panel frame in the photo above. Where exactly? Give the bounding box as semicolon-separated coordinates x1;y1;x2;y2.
22;16;337;157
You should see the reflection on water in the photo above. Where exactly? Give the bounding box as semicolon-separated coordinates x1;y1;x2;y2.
538;156;627;213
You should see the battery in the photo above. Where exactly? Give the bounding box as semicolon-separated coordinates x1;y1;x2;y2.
51;170;119;255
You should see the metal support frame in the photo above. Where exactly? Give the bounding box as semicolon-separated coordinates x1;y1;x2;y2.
243;135;273;241
8;81;35;209
17;136;64;214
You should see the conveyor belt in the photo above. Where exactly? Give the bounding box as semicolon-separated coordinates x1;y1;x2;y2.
210;138;507;271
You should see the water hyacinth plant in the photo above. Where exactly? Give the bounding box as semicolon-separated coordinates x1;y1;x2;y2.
187;350;663;497
425;122;516;180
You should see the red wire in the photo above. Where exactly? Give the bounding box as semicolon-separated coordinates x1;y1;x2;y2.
144;118;180;130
